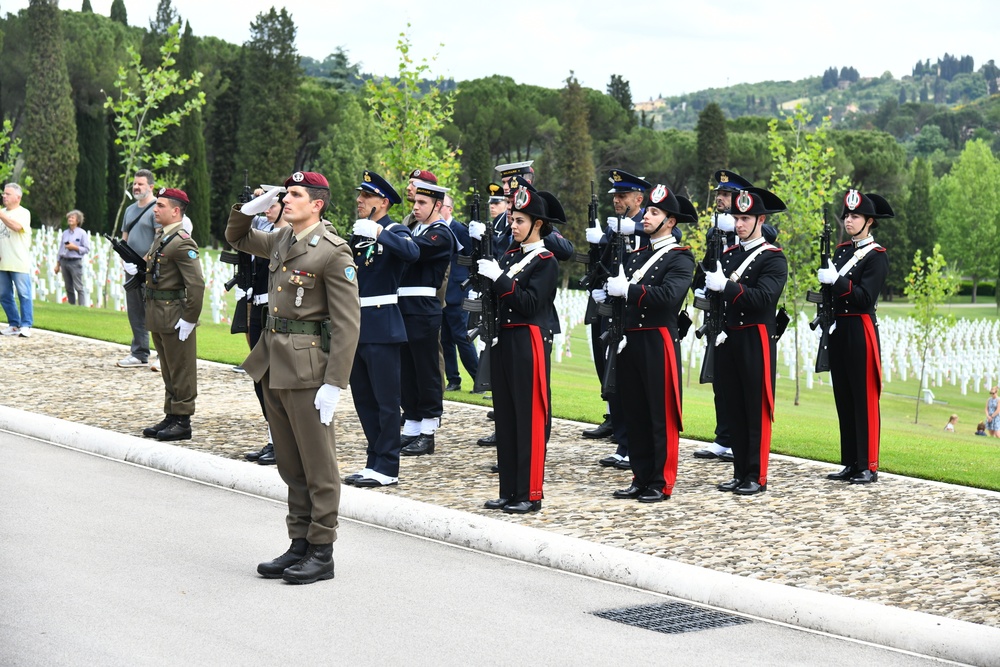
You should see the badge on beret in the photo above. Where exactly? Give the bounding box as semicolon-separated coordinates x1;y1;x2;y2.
514;187;531;210
845;189;861;211
158;187;166;195
650;184;668;204
345;266;356;281
292;172;305;183
736;191;753;213
411;169;421;178
187;250;198;259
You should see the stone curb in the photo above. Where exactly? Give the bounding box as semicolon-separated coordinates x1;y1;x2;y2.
4;405;999;665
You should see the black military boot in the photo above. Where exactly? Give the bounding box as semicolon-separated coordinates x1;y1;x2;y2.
582;415;613;439
142;414;176;438
156;415;192;441
282;543;334;584
257;538;308;579
401;433;434;456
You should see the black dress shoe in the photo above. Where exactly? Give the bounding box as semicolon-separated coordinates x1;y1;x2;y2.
717;478;741;492
257;443;276;465
245;443;270;462
343;473;363;486
487;410;495;420
400;433;419;448
693;448;720;459
734;479;766;495
638;488;669;503
612;456;632;471
257;538;308;578
502;500;541;514
490;465;499;473
354;476;398;487
582;416;613;439
401;433;435;456
612;485;642;499
445;382;462;392
477;432;497;446
156;415;192;441
142;414;175;438
282;543;334;584
598;454;622;467
849;469;878;484
826;466;856;481
483;498;509;510
719;450;735;463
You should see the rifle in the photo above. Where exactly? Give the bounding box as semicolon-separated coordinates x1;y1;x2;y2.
806;205;834;372
597;208;629;400
693;211;726;384
221;170;255;293
104;234;147;291
576;181;602;286
459;181;497;393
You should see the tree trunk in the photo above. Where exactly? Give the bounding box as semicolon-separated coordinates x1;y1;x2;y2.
914;339;928;424
971;276;978;304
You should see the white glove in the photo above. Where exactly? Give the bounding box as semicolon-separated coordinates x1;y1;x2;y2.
468;220;487;241
314;383;341;426
693;287;706;300
606;265;629;297
591;288;607;304
617;335;628;354
716;331;728;346
608;216;636;235
467;289;481;301
705;261;727;292
123;262;138;276
181;215;193;234
477;258;502;281
585;227;604;244
233;286;247;301
352;218;379;239
818;259;838;285
717;213;735;233
174;318;196;342
240;187;282;216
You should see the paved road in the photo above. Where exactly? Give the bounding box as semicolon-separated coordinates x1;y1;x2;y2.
0;433;944;666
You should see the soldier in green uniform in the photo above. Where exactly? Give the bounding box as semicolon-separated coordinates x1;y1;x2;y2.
133;188;205;442
226;171;361;585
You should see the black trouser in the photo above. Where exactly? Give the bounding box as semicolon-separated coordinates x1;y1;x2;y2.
351;342;404;477
830;314;881;472
401;313;444;422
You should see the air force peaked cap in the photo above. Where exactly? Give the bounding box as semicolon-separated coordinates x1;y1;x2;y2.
357;170;401;205
607;169;651;193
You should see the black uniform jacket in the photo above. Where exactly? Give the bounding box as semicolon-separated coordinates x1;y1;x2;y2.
622;239;695;331
719;238;787;329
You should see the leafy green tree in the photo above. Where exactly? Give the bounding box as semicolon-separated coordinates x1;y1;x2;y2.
177;21;210;244
767;108;849;404
931;139;1000;301
110;0;127;25
904;245;959;423
695;102;727;207
550;74;594;278
295;78;343;169
22;0;79;227
0;118;33;190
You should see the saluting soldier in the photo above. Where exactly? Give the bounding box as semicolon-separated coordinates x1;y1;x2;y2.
703;187;787;496
137;188;205;442
226;171;361;585
602;185;696;502
344;171;419;487
822;190;893;485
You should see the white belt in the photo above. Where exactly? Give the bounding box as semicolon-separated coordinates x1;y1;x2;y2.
252;294;269;306
360;294;398;307
397;286;437;298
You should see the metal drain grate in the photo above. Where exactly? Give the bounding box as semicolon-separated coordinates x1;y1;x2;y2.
591;601;752;635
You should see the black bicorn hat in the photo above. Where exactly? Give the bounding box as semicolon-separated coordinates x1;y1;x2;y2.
714;170;754;192
356;170;401;205
646;184;697;223
840;189;894;219
511;186;564;224
607;169;651;194
732;187;787;216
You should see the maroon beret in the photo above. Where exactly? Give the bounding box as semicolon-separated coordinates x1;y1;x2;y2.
409;169;437;184
284;171;330;189
157;187;189;205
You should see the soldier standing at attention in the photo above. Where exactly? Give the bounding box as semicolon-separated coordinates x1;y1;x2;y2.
822;190;893;485
134;188;205;442
226;171;360;585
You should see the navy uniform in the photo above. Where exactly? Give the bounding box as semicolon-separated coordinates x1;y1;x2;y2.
398;180;455;456
823;190;893;485
141;188;205;442
344;171;419;487
442;212;478;390
609;186;696;502
480;186;562;514
226;171;360;584
707;187;787;495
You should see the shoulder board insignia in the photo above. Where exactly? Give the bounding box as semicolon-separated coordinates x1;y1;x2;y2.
323;229;346;246
178;231;190;239
873;245;886;252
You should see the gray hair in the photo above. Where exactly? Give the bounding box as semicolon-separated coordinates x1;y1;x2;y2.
67;209;85;225
134;169;155;186
3;183;23;196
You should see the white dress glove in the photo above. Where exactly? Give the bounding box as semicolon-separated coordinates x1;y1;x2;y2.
818;259;838;285
477;258;503;281
468;220;487;241
174;318;196;342
467;289;481;301
314;383;341;426
617;335;628;354
606;265;629;297
585;227;604;244
591;288;607;304
693;287;706;300
716;213;736;233
704;261;727;292
233;286;247;302
608;216;636;235
123;262;138;276
240;187;283;216
352;218;379;239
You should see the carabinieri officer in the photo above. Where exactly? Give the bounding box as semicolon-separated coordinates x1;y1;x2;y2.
822;189;893;485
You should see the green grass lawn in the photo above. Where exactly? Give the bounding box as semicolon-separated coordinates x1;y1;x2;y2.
26;300;1000;491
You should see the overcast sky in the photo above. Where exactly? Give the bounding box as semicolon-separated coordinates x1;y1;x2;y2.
4;0;996;100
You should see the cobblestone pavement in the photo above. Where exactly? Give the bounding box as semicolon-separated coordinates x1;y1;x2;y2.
4;330;999;629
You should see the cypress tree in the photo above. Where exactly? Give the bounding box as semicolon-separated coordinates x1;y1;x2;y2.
695;102;728;207
209;52;244;240
22;0;79;227
74;109;109;234
81;0;93;12
177;21;211;244
109;0;127;25
553;74;594;268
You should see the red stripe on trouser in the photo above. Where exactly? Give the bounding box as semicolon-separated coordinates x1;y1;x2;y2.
757;324;773;486
528;325;548;501
861;314;882;471
658;329;681;494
